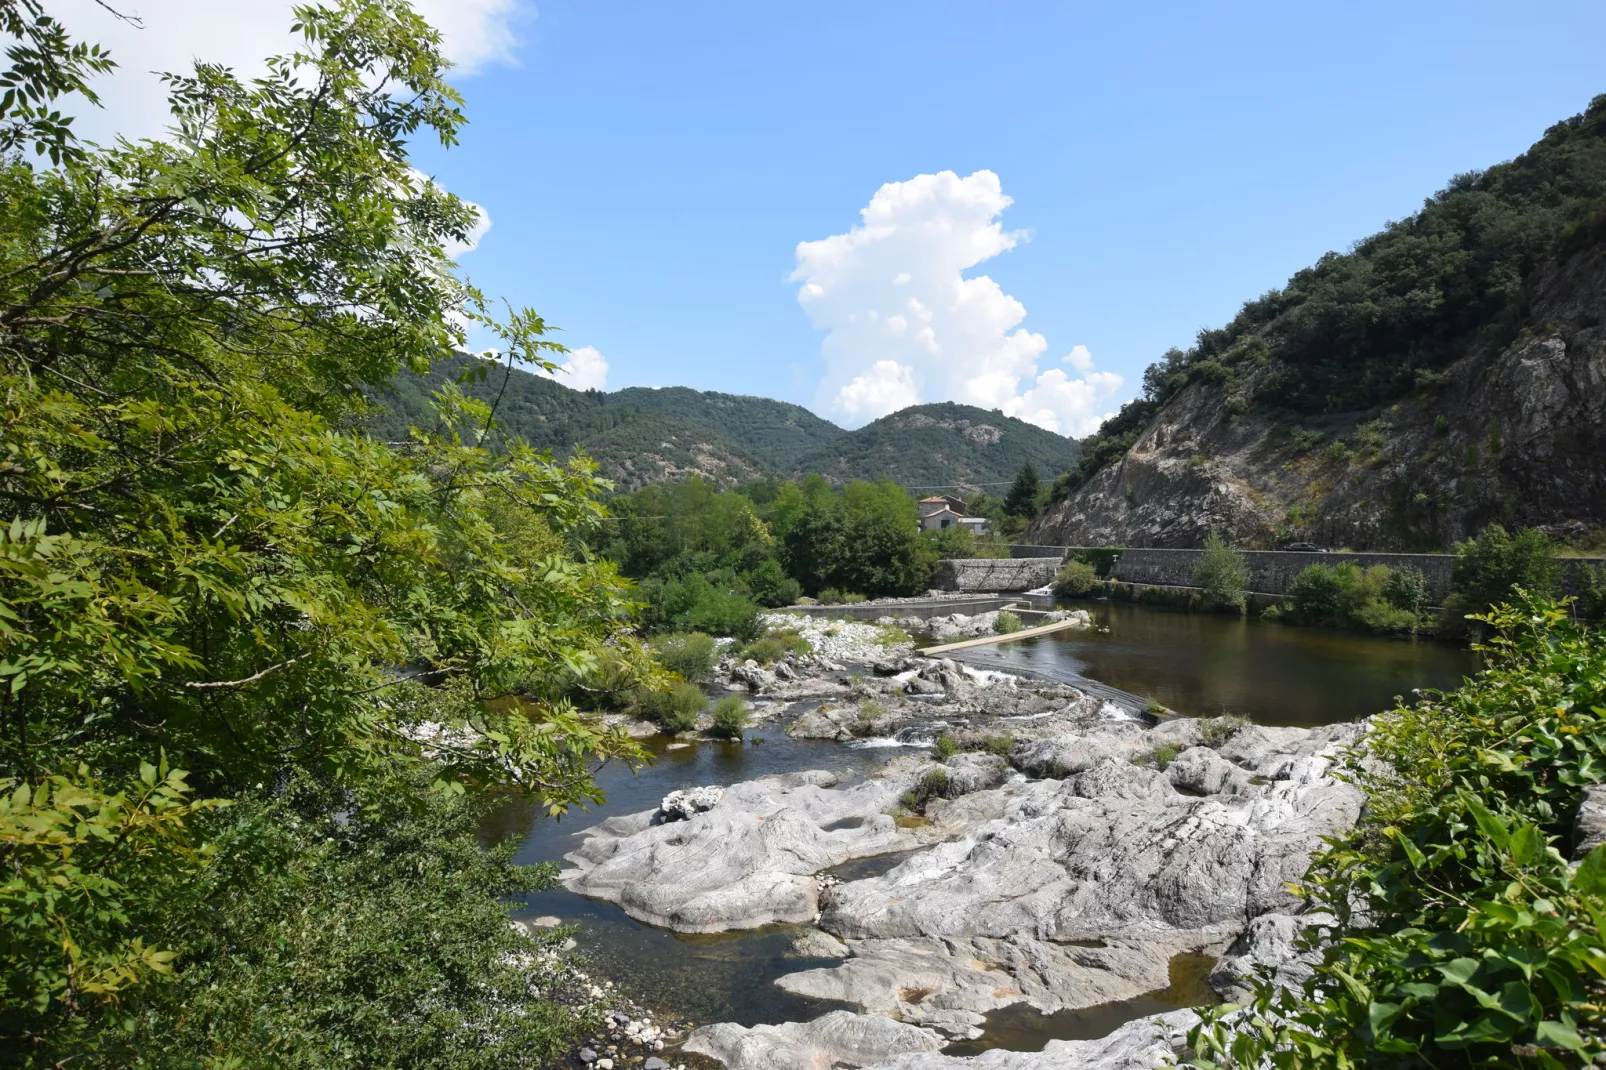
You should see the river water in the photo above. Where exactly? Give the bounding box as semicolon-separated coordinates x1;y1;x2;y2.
975;599;1476;725
494;602;1478;1049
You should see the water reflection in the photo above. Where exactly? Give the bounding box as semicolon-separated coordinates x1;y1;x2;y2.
976;600;1477;726
941;952;1221;1057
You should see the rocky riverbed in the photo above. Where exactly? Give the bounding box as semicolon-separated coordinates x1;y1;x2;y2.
555;610;1358;1069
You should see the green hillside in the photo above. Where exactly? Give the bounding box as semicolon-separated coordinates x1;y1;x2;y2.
792;401;1082;490
609;386;844;470
365;356;1081;492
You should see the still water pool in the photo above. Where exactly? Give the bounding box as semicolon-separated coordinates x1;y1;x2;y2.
972;599;1477;725
493;602;1480;1046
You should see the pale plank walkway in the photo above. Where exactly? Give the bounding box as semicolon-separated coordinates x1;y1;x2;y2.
918;617;1087;655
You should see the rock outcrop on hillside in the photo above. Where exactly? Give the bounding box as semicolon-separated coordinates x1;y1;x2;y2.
1029;250;1606;551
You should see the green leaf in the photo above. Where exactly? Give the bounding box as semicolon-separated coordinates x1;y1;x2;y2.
1535;1019;1585;1052
1509;821;1542;866
1575;845;1606;897
1458;789;1510;849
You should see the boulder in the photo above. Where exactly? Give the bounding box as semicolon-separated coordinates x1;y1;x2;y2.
1166;746;1245;796
1209;911;1335;1002
1575;784;1606;859
683;1009;942;1070
562;771;913;932
938;752;1010;796
776;933;1193;1039
868;1008;1200;1069
789;929;851;959
658;785;723;822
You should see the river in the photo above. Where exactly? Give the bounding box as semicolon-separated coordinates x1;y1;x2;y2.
491;601;1478;1051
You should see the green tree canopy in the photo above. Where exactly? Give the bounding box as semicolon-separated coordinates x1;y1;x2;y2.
0;2;644;1061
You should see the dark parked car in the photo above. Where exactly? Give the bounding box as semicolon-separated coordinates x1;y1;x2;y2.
1281;542;1329;552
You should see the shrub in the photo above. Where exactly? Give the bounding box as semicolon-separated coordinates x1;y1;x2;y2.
876;624;912;646
1138;743;1180;770
819;587;845;605
901;768;951;814
1382;564;1428;613
1072;547;1124;578
1193;532;1250;612
1581;563;1606;621
993;611;1024;635
650;632;717;683
707;697;750;740
855;700;887;736
647;574;762;640
736;628;811;665
636;682;705;733
745;558;803;608
931;732;960;761
1198;714;1248;748
982;733;1015;758
1187;597;1606;1068
736;637;786;665
1441;524;1559;638
1052;559;1101;597
1285;564;1421;634
1287;563;1346;620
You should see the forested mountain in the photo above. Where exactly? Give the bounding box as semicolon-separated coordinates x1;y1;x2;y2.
366;357;1082;491
608;385;844;470
792;402;1083;491
1031;95;1606;551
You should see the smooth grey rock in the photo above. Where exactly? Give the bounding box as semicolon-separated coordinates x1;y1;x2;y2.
683;1009;942;1070
658;785;723;822
776;933;1198;1039
1167;746;1242;795
1209;911;1334;1002
732;662;779;693
938;752;1009;796
644;1059;669;1070
789;928;851;959
515;914;563;931
1575;784;1606;859
563;771;913;932
868;1008;1200;1069
791;722;1363;1026
578;1048;596;1063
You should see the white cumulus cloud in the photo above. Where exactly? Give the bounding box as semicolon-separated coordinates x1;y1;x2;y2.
53;0;528;145
542;346;610;392
793;170;1122;437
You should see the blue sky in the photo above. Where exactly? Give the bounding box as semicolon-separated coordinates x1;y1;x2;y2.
67;0;1606;434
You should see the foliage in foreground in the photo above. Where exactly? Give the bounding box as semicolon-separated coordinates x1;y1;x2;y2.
1189;597;1606;1068
0;3;642;1063
18;776;598;1069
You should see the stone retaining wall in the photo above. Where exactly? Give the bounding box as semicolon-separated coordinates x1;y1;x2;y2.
1114;548;1462;601
1014;545;1605;603
786;597;1022;621
935;556;1064;593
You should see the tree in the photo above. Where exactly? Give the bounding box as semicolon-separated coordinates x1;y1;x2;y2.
0;2;643;1061
1004;462;1042;518
1193;532;1250;612
1441;524;1560;638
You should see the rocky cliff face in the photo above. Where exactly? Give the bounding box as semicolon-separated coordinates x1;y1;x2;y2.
1029;247;1606;550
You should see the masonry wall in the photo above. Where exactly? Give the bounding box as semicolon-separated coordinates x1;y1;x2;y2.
935;557;1064;593
1014;546;1604;604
